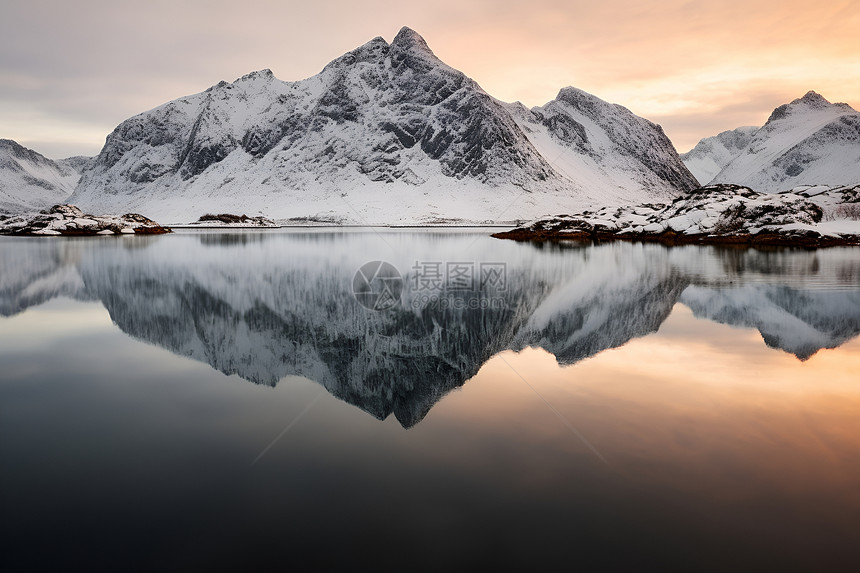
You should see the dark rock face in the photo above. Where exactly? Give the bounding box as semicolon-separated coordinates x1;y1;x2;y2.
308;28;554;184
513;86;699;197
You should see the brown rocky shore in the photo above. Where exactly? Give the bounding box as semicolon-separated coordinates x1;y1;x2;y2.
493;227;860;248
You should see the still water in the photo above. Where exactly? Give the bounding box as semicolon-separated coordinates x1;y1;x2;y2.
1;230;860;571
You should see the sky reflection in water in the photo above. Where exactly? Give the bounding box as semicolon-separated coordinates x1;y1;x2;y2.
1;231;859;571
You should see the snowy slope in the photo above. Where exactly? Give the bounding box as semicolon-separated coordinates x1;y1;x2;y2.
0;139;84;213
710;92;860;192
680;126;758;185
70;27;697;224
506;88;698;204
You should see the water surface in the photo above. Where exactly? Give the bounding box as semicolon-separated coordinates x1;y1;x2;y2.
2;230;860;571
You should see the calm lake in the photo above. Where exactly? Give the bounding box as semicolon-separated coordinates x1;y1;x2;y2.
2;230;860;571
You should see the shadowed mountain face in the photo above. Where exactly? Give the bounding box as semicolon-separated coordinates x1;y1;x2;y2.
2;232;859;426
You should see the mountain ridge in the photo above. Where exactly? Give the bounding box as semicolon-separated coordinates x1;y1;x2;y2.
68;27;697;224
683;91;860;191
0;139;89;213
679;126;758;185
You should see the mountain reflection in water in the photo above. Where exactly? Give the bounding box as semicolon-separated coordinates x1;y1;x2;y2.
1;230;859;427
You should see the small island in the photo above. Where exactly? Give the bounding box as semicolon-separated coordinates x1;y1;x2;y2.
181;213;278;227
493;184;860;247
0;204;171;236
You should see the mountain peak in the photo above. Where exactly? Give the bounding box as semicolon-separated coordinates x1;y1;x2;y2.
709;89;860;191
794;90;830;108
554;86;609;109
793;90;856;113
766;90;853;124
392;26;432;52
0;138;48;163
321;36;390;73
556;86;588;100
236;69;275;83
0;138;80;213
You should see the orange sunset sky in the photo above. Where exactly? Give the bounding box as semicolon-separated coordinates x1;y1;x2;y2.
2;0;859;158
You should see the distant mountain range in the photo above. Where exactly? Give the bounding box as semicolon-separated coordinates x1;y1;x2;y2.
679;126;758;185
2;29;858;222
681;91;860;190
0;139;89;213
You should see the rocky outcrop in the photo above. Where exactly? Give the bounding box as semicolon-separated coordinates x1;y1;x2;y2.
0;204;171;236
188;213;277;227
493;184;860;247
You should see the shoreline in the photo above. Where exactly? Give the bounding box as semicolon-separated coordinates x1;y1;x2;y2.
491;228;860;248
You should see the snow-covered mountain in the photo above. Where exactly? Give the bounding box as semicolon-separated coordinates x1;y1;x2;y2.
685;92;860;191
69;27;697;224
506;87;697;202
680;126;758;185
0;139;88;213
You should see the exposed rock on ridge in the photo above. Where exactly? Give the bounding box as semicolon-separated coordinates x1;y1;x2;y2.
69;27;697;223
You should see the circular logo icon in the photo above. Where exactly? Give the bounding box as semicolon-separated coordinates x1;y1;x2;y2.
352;261;403;311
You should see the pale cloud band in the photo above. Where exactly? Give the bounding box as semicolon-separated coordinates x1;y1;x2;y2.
2;0;858;158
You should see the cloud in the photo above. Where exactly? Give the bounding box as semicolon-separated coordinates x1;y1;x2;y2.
1;0;858;157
